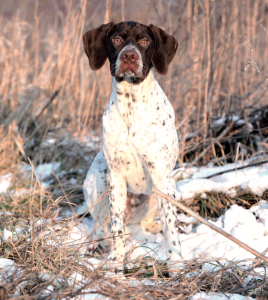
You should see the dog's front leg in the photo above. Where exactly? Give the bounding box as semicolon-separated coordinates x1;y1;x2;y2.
155;178;182;271
107;172;127;270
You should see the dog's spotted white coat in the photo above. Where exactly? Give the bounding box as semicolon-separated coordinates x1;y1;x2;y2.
84;52;181;270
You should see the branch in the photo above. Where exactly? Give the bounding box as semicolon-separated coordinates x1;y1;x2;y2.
202;159;268;179
152;187;268;264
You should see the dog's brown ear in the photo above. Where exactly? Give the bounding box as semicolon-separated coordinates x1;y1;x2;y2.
83;22;115;71
148;24;178;75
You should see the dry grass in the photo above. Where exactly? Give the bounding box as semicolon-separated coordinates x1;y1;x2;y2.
1;168;268;299
1;187;268;299
1;0;268;299
181;190;265;219
1;192;268;299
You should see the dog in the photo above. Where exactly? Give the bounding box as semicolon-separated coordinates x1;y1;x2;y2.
83;21;181;271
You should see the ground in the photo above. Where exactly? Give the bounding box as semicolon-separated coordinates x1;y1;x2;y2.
1;141;268;299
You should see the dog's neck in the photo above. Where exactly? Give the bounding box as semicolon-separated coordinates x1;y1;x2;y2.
111;67;159;104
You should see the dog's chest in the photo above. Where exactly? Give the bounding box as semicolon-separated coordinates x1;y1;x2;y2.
102;70;178;194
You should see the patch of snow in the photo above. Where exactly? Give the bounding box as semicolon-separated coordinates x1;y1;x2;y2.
3;229;13;241
85;258;104;271
254;266;267;275
0;173;12;193
69;177;77;185
0;258;15;268
21;162;61;180
82;292;109;299
191;292;254;300
212;116;246;129
223;204;264;236
212;117;226;128
68;272;110;299
179;204;268;267
0;258;22;282
176;160;268;199
41;180;54;188
34;162;61;180
76;134;101;151
69;199;268;277
41;138;56;148
178;131;198;142
40;285;54;296
140;279;156;285
10;187;29;198
200;192;207;198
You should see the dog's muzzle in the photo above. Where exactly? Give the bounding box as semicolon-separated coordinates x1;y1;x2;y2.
121;50;138;76
117;48;141;77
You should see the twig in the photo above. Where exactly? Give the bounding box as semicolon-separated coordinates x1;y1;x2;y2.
254;247;268;268
201;159;268;179
152;187;268;264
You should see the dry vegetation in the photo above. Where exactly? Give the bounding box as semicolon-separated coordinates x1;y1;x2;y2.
1;0;268;299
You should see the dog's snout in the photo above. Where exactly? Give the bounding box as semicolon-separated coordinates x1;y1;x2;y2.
121;50;138;63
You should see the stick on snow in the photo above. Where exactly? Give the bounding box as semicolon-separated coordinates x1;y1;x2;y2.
152;187;268;264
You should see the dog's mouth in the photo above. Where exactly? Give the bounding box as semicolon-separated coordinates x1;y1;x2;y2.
113;60;147;83
122;68;136;77
116;65;139;78
115;67;146;82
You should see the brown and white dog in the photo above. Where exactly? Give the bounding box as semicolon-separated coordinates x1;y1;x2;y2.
83;21;181;271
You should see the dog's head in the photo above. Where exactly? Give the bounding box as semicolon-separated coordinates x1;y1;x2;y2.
83;21;178;83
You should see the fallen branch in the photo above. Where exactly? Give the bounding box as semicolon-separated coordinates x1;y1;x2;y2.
152;187;268;264
201;159;268;179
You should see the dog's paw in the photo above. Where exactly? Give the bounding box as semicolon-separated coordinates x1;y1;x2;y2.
140;218;162;234
166;251;183;277
107;252;125;273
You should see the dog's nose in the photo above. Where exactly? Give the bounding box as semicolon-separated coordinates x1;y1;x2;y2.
121;50;137;63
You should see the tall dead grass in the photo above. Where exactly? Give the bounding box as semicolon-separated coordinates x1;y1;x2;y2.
0;0;268;167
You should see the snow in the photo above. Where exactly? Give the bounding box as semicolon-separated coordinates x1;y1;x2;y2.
190;292;254;300
0;258;15;268
40;138;56;147
33;162;61;180
1;158;268;299
0;162;62;194
20;161;61;181
80;134;101;151
69;201;268;274
177;204;268;266
3;229;13;241
176;160;268;199
0;173;12;193
1;201;268;298
83;294;108;299
211;116;246;128
0;258;21;281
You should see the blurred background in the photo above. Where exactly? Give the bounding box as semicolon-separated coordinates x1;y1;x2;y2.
0;0;268;176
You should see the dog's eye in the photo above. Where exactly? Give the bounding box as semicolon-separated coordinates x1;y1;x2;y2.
139;39;149;46
113;37;122;44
